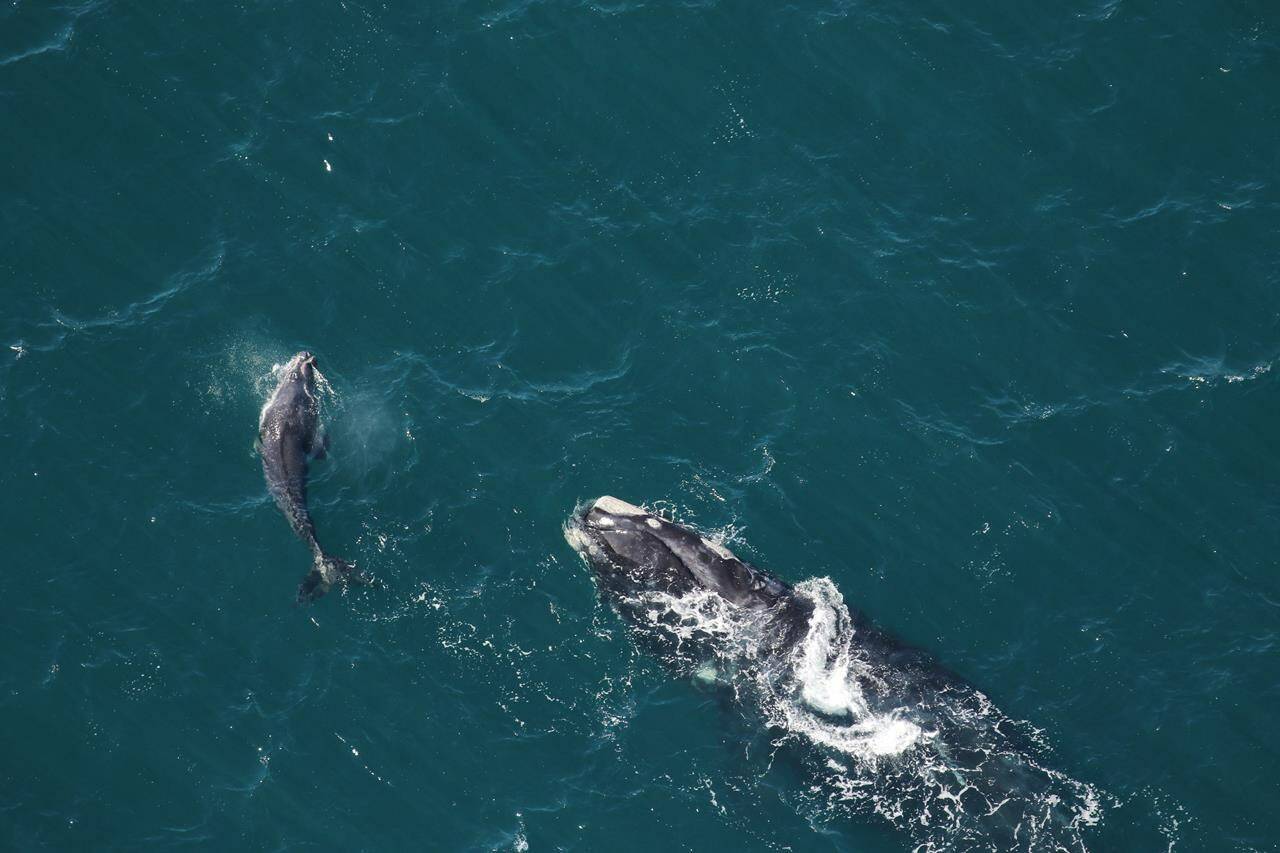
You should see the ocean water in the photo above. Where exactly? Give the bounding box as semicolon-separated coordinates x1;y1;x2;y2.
2;0;1278;849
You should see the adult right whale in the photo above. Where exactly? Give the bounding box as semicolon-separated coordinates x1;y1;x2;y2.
565;496;1102;852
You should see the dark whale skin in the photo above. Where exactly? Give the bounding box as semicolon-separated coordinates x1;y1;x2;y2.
257;351;357;602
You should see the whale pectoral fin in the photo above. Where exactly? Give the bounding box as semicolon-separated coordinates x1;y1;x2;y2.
310;430;330;461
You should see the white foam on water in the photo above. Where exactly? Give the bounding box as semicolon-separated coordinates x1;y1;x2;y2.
791;578;866;718
769;578;923;760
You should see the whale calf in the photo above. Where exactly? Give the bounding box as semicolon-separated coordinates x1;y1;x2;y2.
565;496;1101;851
257;352;361;602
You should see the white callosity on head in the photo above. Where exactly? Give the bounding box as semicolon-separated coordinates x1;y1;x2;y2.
592;496;646;517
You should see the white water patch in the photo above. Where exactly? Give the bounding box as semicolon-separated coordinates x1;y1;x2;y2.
196;335;291;417
770;578;924;760
791;578;866;718
311;365;337;403
635;587;752;652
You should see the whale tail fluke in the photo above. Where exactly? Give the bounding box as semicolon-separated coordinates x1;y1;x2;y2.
297;554;374;604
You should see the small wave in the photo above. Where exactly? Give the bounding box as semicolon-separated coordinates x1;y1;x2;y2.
0;0;105;68
899;400;1008;447
22;237;226;357
0;28;73;67
1160;355;1273;391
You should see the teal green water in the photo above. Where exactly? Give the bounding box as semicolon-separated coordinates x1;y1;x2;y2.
3;1;1278;849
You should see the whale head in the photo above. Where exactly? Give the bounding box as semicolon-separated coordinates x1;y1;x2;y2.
285;351;319;384
565;496;790;606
